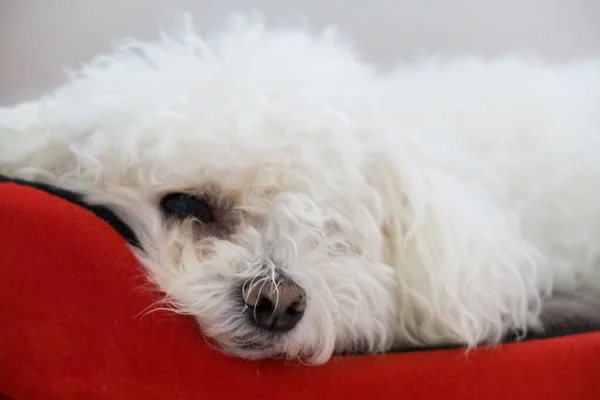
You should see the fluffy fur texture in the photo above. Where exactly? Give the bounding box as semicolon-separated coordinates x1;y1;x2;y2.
1;14;600;364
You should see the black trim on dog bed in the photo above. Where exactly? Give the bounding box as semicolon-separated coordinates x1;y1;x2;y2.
0;174;140;248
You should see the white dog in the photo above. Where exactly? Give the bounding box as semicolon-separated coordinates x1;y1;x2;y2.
1;15;600;364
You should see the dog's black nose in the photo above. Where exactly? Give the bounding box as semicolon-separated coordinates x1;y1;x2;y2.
243;280;306;332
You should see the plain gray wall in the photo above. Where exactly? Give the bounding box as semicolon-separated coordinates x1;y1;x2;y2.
1;0;599;105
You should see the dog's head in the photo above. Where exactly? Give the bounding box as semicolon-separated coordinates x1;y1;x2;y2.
47;17;397;364
128;151;397;364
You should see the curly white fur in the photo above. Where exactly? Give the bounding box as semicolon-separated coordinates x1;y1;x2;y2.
1;14;600;364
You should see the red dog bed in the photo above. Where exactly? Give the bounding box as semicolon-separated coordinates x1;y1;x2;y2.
1;179;599;400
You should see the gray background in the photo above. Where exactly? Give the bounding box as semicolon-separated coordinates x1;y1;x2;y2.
1;0;599;105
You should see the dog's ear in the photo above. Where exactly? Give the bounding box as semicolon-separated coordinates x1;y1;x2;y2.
365;150;551;347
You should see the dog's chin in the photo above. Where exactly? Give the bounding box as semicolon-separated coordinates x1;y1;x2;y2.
216;337;334;365
204;328;282;359
224;344;284;361
215;337;287;361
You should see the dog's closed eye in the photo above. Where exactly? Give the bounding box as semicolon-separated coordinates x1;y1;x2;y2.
159;192;214;224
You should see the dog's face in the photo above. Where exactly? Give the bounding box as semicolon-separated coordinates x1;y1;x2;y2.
105;133;398;364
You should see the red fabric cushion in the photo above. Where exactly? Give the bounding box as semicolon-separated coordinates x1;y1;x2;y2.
1;181;599;400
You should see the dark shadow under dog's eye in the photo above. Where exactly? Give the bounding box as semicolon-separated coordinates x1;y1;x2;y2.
159;192;214;223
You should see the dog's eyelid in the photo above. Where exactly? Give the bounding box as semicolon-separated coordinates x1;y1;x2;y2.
159;192;215;224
